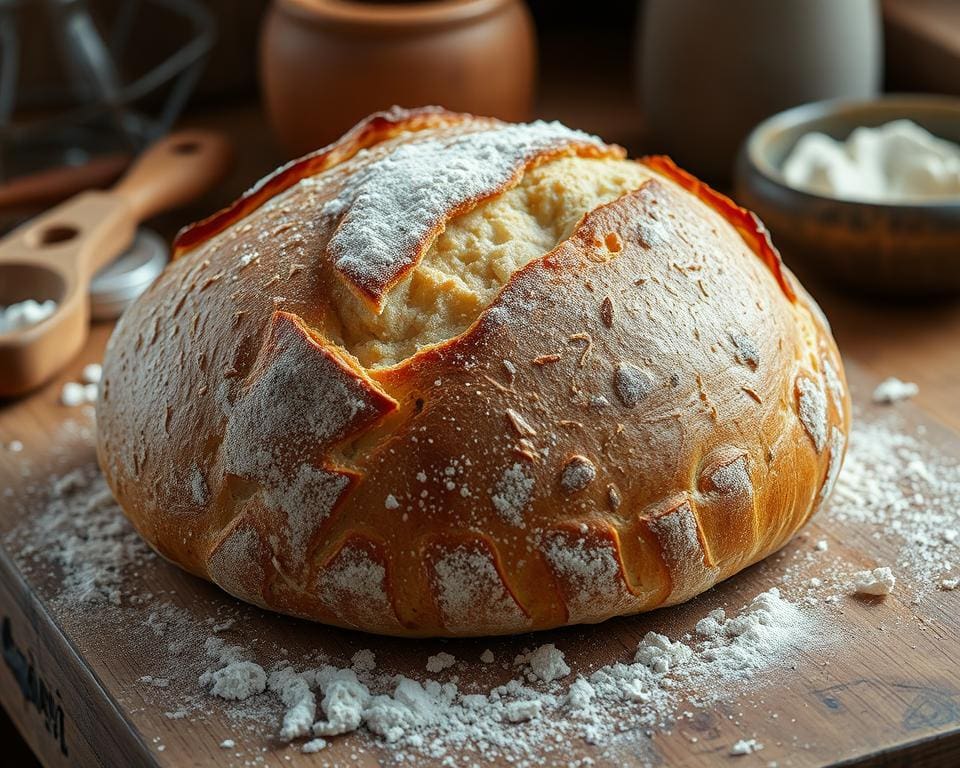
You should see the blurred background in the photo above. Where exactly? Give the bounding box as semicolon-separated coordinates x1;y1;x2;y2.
2;0;960;758
0;0;955;199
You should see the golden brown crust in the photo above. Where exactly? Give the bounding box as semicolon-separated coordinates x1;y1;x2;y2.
96;108;850;637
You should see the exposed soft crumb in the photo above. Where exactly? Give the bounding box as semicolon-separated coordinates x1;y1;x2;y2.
425;652;456;673
480;649;495;664
853;567;896;596
872;377;918;404
730;738;764;755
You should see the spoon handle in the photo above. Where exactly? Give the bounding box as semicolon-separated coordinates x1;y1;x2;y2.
111;130;234;223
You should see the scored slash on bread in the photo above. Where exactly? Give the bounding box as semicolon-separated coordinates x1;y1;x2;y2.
96;107;850;637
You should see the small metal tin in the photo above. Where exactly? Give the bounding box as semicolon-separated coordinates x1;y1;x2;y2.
90;227;168;320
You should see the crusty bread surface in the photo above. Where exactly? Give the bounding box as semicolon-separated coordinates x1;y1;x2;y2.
96;107;850;637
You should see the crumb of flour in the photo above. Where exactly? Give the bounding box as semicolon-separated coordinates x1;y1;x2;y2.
425;652;456;673
302;737;327;753
872;377;918;404
516;643;570;683
730;738;764;755
852;567;896;596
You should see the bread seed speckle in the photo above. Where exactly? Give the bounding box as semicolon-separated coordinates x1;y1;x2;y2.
561;455;597;493
600;297;614;328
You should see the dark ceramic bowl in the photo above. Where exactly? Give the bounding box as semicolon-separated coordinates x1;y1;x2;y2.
734;95;960;297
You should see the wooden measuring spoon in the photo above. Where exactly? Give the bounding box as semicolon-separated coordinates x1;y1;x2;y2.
0;130;233;398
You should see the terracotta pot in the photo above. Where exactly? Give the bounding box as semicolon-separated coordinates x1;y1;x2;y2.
259;0;537;156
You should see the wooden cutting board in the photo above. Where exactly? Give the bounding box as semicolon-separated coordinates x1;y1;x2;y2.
1;322;959;768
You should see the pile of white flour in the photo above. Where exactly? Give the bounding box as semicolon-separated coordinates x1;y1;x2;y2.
180;585;807;763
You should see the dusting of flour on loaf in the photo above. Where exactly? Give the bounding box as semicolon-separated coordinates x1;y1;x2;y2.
819;426;846;503
613;362;654;408
223;322;381;562
647;503;720;599
708;456;753;496
432;545;529;633
315;543;393;627
325;121;604;299
541;530;638;622
490;462;534;526
560;455;597;493
796;374;828;452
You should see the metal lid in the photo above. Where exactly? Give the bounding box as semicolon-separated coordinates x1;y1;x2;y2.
90;228;168;320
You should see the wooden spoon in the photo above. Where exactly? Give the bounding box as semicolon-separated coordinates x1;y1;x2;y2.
0;130;233;398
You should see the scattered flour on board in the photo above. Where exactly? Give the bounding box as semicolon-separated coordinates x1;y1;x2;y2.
5;401;960;764
826;409;960;593
730;738;764;755
166;587;812;763
5;459;820;764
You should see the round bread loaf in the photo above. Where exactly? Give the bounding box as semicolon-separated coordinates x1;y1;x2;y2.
96;107;850;637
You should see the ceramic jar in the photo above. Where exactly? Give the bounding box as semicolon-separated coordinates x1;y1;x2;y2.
260;0;537;156
637;0;882;181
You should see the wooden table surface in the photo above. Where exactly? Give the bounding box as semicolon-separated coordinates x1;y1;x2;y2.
2;104;960;768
